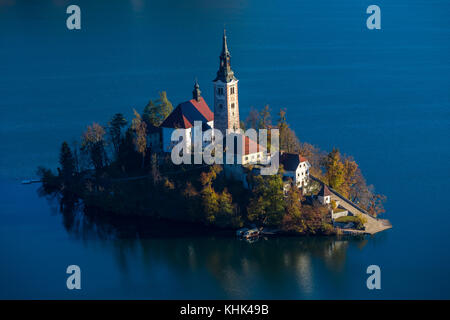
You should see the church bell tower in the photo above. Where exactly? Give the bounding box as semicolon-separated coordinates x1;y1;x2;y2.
213;29;240;137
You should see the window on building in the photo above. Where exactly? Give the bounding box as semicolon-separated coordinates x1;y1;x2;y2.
231;103;235;109
217;87;224;95
230;87;235;95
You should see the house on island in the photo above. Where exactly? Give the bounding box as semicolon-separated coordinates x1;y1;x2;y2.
318;184;332;204
224;135;266;165
317;184;350;220
280;152;311;188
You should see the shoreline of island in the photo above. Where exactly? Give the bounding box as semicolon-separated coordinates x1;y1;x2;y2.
36;31;389;238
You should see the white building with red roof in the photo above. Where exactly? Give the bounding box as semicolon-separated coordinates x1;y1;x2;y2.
280;152;311;188
224;134;266;165
318;184;332;205
159;81;214;153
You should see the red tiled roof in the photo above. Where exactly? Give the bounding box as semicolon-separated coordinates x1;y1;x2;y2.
225;134;266;155
319;184;332;197
160;97;213;129
190;97;213;122
280;152;308;171
243;135;265;155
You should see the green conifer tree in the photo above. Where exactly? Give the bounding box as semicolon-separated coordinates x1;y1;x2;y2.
59;141;75;183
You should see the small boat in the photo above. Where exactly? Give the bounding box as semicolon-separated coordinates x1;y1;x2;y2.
242;228;260;240
236;228;249;237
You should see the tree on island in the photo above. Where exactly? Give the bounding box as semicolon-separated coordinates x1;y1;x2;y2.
277;108;301;153
143;91;173;126
81;122;108;172
58;141;76;186
341;157;359;198
282;183;307;233
117;127;141;173
217;188;243;228
142;100;158;127
258;104;272;129
324;148;346;190
247;174;285;226
245;106;260;129
198;165;243;228
108;113;127;160
367;191;387;217
131;109;147;168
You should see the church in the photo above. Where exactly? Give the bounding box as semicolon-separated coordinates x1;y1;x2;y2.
151;30;310;189
157;30;265;165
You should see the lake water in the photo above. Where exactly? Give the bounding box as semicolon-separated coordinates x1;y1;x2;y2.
0;0;449;299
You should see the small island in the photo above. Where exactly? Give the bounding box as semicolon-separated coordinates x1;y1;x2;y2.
38;31;391;237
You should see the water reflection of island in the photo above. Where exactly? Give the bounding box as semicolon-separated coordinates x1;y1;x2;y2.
48;194;368;299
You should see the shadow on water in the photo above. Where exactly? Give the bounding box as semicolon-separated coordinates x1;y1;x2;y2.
43;192;370;298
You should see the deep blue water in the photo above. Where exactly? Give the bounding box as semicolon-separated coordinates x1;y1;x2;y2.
0;0;449;299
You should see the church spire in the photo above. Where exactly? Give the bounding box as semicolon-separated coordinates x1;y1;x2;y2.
214;29;236;83
221;29;229;56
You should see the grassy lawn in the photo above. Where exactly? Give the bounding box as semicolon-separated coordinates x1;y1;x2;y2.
335;216;359;223
334;215;365;230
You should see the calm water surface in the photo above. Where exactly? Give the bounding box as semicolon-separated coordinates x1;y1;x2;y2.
0;0;449;299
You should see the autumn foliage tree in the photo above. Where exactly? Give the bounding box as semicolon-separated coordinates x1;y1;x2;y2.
216;188;243;228
81;122;107;172
324;148;345;190
200;165;222;223
131;109;147;168
277;108;301;153
367;192;387;217
282;182;306;233
245;106;260;129
340;158;359;198
247;174;285;226
258;105;272;129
